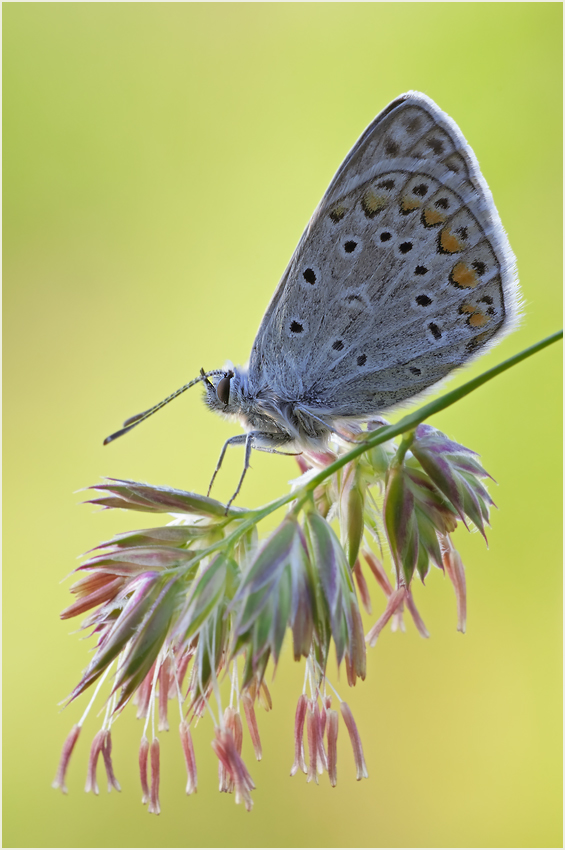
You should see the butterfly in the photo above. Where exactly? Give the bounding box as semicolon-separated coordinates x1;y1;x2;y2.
105;91;519;507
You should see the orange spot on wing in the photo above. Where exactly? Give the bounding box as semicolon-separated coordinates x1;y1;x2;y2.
439;228;464;254
466;329;491;352
401;196;421;212
362;190;388;217
329;204;347;223
469;311;489;328
459;302;475;314
422;207;446;226
450;261;478;288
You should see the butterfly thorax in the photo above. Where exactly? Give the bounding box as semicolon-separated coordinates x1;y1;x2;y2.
203;365;331;451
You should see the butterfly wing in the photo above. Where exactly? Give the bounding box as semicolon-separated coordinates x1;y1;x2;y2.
248;91;519;417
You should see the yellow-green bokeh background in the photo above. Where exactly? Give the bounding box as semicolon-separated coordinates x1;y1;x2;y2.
4;4;562;847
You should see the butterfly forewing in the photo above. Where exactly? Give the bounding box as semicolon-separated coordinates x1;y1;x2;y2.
249;92;517;416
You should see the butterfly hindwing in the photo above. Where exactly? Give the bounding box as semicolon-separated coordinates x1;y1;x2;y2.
249;92;518;416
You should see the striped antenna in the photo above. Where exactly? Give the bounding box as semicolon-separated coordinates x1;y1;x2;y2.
103;369;224;445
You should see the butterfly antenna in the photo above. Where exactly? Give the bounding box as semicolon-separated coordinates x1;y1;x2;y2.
103;369;224;445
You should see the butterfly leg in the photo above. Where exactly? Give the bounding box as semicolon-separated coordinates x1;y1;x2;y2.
209;431;295;510
221;432;296;511
224;432;256;513
207;434;248;497
252;446;302;457
294;406;359;445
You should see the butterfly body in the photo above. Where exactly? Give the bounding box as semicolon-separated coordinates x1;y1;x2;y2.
202;365;332;452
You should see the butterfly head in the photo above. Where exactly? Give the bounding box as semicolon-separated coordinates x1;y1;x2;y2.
202;365;248;420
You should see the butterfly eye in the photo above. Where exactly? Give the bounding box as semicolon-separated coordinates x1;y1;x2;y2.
216;372;233;406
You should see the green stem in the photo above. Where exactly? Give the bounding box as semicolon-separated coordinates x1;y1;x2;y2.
393;432;415;466
177;329;563;564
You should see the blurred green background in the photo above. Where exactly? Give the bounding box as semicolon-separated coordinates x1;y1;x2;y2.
3;4;562;848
